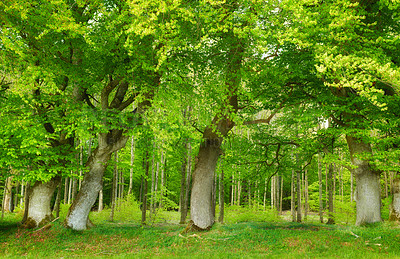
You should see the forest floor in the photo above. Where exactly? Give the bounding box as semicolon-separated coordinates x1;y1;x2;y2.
1;207;400;258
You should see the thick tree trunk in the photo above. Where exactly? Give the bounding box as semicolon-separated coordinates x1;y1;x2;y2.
2;177;13;213
128;136;135;196
65;144;119;230
190;139;222;229
389;176;400;221
346;135;381;225
21;177;61;228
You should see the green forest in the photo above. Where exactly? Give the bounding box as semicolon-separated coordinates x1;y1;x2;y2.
1;0;400;257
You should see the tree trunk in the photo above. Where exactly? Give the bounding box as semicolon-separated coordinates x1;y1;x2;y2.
190;139;222;229
179;149;188;224
318;154;324;223
218;169;224;223
291;170;296;222
64;177;69;204
346;135;381;225
327;163;335;224
141;152;149;225
182;142;192;223
296;171;302;222
110;152;118;222
389;176;400;221
304;171;309;220
21;177;61;228
65;137;126;230
2;177;13;213
53;181;62;218
128;136;135;196
98;189;103;212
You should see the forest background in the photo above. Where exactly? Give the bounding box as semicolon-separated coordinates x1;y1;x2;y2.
1;0;400;245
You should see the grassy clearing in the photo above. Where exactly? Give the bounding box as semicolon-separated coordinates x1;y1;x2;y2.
1;206;400;258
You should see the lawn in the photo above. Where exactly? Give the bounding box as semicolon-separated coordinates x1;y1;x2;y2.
1;208;400;258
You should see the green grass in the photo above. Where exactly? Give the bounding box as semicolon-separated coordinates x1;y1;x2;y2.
1;207;400;258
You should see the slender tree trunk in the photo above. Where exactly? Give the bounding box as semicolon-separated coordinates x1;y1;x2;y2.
20;181;25;207
179;148;188;224
264;177;267;211
346;135;381;225
110;152;118;222
291;170;296;222
183;142;192;222
296;171;302;222
280;176;283;214
304;170;309;221
141;152;149;225
68;176;72;204
21;177;61;228
128;136;135;196
350;170;354;202
211;172;217;218
318;154;324;223
389;176;400;221
98;189;103;212
53;181;62;218
384;172;389;198
327;163;335;224
231;172;235;206
64;177;69;204
218;169;225;223
150;145;155;216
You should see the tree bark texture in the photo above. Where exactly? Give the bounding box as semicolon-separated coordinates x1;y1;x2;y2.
190;138;222;229
346;135;381;225
21;177;61;229
65;135;128;230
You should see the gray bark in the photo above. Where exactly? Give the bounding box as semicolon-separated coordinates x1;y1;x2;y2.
346;135;381;225
21;177;61;228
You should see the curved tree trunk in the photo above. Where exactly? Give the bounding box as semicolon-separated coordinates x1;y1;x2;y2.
21;177;61;229
190;138;222;229
65;133;128;230
346;135;381;225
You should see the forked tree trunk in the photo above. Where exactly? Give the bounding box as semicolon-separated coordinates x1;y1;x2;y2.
65;134;128;230
389;176;400;221
346;135;381;225
21;177;61;228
